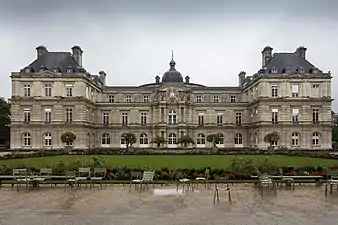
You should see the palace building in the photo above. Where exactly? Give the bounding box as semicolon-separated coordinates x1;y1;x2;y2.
10;45;333;150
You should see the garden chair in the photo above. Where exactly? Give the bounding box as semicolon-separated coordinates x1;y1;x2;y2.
30;168;53;189
64;170;76;190
129;171;155;192
76;167;91;189
213;175;232;204
195;168;211;189
176;171;192;192
13;169;30;191
90;168;107;189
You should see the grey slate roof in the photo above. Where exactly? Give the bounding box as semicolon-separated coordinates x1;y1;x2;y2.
265;53;321;74
23;52;85;73
162;59;184;82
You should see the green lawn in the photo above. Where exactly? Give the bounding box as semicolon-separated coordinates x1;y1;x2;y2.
0;155;338;169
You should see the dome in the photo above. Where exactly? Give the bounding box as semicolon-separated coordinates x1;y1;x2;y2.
162;58;183;83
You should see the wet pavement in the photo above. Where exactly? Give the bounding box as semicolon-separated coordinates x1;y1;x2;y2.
0;184;337;225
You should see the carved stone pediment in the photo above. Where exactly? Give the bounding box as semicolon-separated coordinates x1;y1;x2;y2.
282;73;310;79
40;70;58;77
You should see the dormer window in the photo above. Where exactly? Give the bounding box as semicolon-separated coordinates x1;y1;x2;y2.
66;67;73;73
309;68;318;74
271;67;278;74
39;66;46;72
283;67;292;74
53;67;60;73
25;67;32;73
297;67;304;73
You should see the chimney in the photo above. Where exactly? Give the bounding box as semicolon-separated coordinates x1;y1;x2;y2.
71;45;83;67
261;46;273;68
238;71;246;87
99;71;106;85
155;75;160;83
295;46;307;58
36;45;48;58
185;76;190;84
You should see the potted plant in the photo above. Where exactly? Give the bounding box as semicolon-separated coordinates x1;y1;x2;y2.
207;133;222;153
264;132;279;151
177;135;195;148
121;133;136;152
61;132;76;150
151;136;166;148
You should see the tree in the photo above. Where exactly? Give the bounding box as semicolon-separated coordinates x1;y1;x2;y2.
0;98;10;147
61;132;76;146
122;133;136;148
151;136;166;148
206;133;222;147
264;132;279;147
177;135;195;147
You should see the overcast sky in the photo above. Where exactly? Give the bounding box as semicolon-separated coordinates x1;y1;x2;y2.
1;0;338;109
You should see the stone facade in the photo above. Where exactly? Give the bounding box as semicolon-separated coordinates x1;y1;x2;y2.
10;45;333;150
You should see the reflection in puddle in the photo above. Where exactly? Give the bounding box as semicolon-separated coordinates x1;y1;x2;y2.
0;184;338;225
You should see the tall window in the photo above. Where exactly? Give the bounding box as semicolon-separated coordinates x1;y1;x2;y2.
292;109;299;122
141;112;147;124
234;133;243;145
143;95;149;103
66;85;73;97
271;109;278;123
23;133;31;146
217;113;223;124
160;107;164;122
45;109;51;122
101;133;111;145
44;133;52;146
140;133;148;144
230;95;236;103
108;95;114;103
168;110;177;124
24;85;31;97
66;108;73;122
196;133;206;145
24;109;31;122
212;95;220;103
168;133;177;145
312;84;319;97
217;133;224;144
291;84;299;97
122;112;128;125
312;109;319;122
198;113;204;125
45;84;52;97
271;85;278;98
125;95;132;103
235;112;242;124
291;133;299;146
312;132;319;146
103;112;109;125
196;95;202;103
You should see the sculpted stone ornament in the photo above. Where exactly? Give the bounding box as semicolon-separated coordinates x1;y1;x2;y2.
167;87;179;103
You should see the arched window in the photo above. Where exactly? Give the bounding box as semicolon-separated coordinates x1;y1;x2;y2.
140;133;148;145
291;133;299;146
312;132;320;146
217;133;224;144
101;133;110;145
196;133;206;145
168;133;177;145
121;134;126;145
168;110;177;124
86;133;90;147
22;132;31;146
234;133;243;145
44;132;52;146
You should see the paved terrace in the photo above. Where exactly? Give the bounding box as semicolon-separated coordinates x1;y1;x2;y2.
0;184;338;224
